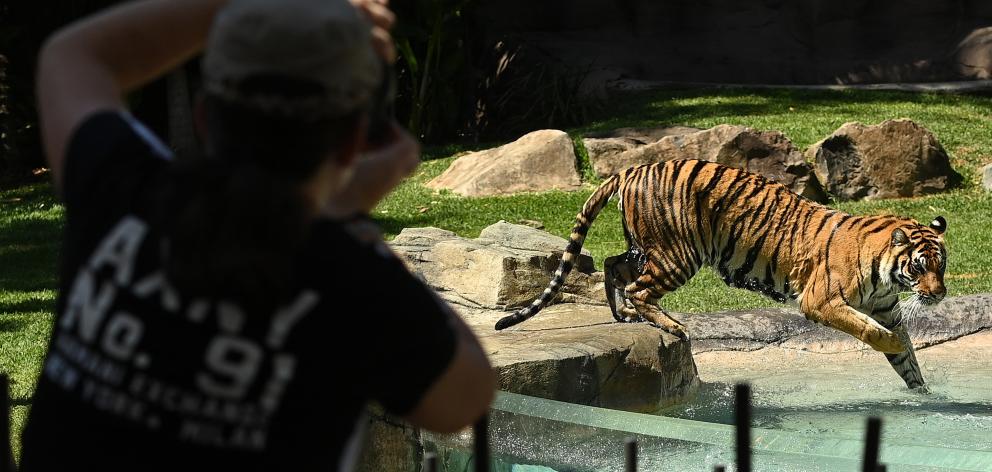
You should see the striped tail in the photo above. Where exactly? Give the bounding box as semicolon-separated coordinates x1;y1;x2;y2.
495;174;622;330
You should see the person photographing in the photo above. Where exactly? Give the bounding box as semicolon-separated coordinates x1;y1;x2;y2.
22;0;495;470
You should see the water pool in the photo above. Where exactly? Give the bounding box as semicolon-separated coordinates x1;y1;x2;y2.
426;332;992;471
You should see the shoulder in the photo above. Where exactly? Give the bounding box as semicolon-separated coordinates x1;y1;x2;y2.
62;110;174;207
68;110;173;164
304;219;413;282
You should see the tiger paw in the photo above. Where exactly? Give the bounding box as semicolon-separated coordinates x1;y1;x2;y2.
649;322;689;341
668;325;690;341
869;328;906;354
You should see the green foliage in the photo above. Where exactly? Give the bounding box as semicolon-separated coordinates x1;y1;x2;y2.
393;0;473;142
474;45;599;140
572;135;599;184
390;2;599;144
0;1;120;184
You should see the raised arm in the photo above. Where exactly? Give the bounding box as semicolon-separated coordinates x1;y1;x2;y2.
403;306;496;433
37;0;227;193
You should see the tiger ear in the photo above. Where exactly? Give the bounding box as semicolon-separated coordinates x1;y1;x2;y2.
930;216;946;234
891;228;909;246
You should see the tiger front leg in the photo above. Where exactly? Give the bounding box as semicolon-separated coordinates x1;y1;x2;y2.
800;301;905;354
872;304;927;391
884;323;927;391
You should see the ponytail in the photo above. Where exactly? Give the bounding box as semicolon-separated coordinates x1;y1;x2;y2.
165;160;310;307
163;85;362;307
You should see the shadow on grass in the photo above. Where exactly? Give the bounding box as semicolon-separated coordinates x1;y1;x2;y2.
575;87;987;136
0;297;54;318
0;222;60;293
0;185;62;308
0;317;29;333
375;215;424;239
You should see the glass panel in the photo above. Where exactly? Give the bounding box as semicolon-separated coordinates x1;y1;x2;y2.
424;391;992;472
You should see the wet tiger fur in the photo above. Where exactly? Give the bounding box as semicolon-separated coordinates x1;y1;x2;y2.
495;159;948;390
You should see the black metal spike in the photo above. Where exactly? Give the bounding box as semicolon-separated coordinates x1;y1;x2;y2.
863;417;882;472
735;383;752;472
423;452;438;472
474;415;490;472
625;438;638;472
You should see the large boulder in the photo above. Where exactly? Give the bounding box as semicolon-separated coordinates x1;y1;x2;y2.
807;119;962;201
582;126;699;168
426;129;582;197
388;222;603;310
470;304;698;412
387;222;699;412
591;124;828;202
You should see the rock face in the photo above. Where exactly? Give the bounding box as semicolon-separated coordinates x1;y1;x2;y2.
466;303;699;412
586;126;702;143
982;163;992;192
680;293;992;354
583;137;643;166
426;129;581;197
387;221;699;412
807;119;962;201
389;222;604;309
582;126;699;169
591;124;828;202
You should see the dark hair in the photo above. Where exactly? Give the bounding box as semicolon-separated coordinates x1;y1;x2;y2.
164;76;363;307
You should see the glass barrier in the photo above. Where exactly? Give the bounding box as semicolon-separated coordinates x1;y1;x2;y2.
424;391;992;472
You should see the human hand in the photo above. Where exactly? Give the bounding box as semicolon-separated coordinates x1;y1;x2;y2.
324;122;420;217
350;0;396;62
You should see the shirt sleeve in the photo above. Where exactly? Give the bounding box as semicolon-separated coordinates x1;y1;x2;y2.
361;244;459;416
62;110;174;209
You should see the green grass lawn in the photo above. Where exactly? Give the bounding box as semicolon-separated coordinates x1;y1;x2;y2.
1;87;990;455
0;183;62;458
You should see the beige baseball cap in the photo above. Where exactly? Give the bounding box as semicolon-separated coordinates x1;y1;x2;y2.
202;0;382;117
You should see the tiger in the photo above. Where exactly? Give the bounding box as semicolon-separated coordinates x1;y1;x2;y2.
495;159;948;390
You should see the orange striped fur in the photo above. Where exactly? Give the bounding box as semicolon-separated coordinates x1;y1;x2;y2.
496;159;948;390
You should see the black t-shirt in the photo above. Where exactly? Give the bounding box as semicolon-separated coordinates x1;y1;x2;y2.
19;111;457;471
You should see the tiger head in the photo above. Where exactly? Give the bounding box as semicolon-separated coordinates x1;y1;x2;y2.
889;216;947;305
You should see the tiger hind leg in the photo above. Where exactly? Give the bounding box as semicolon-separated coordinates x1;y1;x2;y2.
624;271;690;340
604;253;640;322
